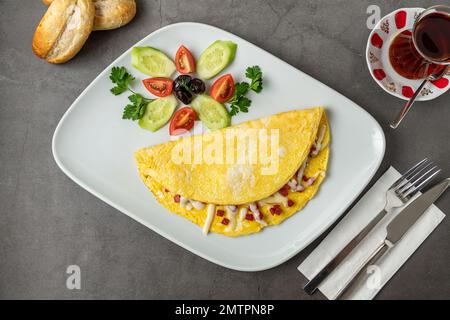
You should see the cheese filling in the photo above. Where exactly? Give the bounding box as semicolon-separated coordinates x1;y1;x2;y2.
310;124;326;157
202;204;216;235
258;192;288;207
225;205;238;231
249;203;267;226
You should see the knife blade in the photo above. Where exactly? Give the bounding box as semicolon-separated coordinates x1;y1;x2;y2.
386;178;450;244
337;178;450;299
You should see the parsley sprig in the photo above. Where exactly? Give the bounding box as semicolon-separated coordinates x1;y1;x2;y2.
228;66;263;116
246;66;263;93
123;94;149;121
109;66;154;120
110;66;135;95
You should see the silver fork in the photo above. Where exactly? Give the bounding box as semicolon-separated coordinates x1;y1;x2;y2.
304;158;441;295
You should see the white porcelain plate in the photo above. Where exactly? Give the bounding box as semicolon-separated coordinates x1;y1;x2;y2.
53;23;385;271
366;8;450;101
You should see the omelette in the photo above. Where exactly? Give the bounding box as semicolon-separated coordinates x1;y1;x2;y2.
135;107;330;237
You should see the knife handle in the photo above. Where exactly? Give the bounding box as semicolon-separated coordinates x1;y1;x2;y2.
304;209;388;295
336;240;390;300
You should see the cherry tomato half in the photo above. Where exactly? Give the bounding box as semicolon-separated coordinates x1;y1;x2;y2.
169;107;197;135
210;74;235;103
143;78;173;97
175;45;196;74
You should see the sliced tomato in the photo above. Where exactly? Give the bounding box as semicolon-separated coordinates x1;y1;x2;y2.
142;78;173;97
210;74;235;103
169;107;197;135
175;45;196;74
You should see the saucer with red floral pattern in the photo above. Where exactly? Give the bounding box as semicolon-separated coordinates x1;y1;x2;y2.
366;7;450;101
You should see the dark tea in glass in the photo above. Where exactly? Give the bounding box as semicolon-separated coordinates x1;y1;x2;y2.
389;5;450;80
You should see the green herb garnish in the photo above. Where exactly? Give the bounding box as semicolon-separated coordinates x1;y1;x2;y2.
228;66;263;116
245;66;263;93
229;83;251;116
109;66;154;121
123;94;148;121
110;66;135;95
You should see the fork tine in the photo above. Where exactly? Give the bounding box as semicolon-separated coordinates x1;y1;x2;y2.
398;165;437;195
401;168;441;200
409;165;438;186
405;170;441;200
397;161;434;192
392;158;431;190
390;158;429;189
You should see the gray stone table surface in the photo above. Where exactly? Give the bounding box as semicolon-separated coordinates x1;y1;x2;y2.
0;0;449;299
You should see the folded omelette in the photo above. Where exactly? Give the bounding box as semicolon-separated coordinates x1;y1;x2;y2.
135;107;330;237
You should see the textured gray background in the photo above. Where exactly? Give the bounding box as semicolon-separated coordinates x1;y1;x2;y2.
0;0;449;300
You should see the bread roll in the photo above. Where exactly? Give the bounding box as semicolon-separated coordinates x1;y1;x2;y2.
43;0;137;31
33;0;95;63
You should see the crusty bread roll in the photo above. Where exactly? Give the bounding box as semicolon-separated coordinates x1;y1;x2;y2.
33;0;95;63
92;0;136;30
43;0;136;31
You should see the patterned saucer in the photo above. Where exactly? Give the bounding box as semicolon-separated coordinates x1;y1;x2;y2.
366;7;450;101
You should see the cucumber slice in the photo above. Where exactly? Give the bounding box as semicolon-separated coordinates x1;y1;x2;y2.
131;47;176;77
139;95;177;132
197;40;237;79
192;95;231;130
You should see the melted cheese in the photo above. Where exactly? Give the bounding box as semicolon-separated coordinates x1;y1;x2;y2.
249;203;267;226
311;124;326;156
202;204;216;235
258;192;288;207
225;206;238;231
239;207;248;221
180;196;189;208
190;200;205;210
296;161;308;190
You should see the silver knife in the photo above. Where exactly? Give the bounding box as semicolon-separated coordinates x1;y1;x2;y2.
336;178;450;300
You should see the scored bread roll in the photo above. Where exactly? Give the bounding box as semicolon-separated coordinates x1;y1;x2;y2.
33;0;95;63
43;0;137;31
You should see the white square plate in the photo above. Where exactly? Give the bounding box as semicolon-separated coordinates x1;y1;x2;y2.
53;23;385;271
